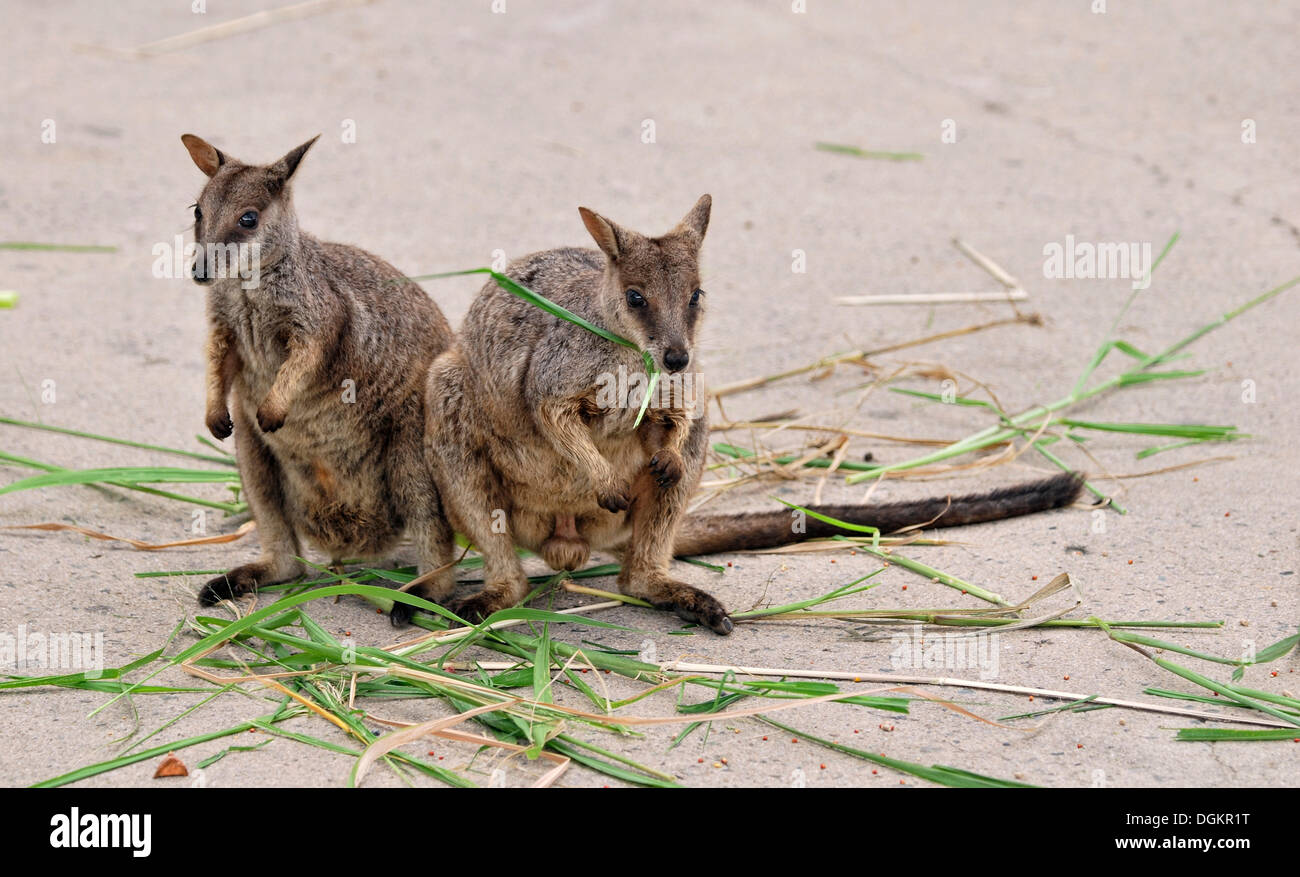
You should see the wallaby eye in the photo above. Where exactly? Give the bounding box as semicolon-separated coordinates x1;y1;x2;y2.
690;288;703;307
239;210;259;229
625;289;646;308
193;205;202;222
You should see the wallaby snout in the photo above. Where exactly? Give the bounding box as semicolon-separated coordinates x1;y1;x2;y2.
663;347;690;372
191;248;217;284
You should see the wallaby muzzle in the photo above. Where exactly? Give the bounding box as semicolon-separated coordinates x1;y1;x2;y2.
191;258;213;284
663;347;690;372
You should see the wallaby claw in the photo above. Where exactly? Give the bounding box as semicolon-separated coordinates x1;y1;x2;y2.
199;564;261;605
256;401;286;433
649;449;683;489
671;603;734;636
207;410;233;440
446;590;508;624
653;585;733;635
597;485;631;513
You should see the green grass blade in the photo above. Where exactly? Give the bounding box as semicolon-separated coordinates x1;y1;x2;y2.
1072;231;1179;394
757;715;1033;787
772;496;880;542
848;273;1299;485
410;267;661;427
0;241;116;252
1254;629;1299;663
1153;657;1300;728
713;442;879;472
1174;728;1299;742
889;388;1002;410
0;451;244;513
0;466;240;494
32;720;258;787
546;739;680;787
0;417;236;465
815;142;924;161
195;739;273;768
1107;630;1247;667
1055;419;1241;439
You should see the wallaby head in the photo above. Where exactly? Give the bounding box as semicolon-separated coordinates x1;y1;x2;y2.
578;194;711;374
181;133;320;284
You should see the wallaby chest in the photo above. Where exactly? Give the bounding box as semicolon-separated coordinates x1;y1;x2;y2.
210;283;292;386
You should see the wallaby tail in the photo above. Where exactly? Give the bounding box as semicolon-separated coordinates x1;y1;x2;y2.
673;472;1084;556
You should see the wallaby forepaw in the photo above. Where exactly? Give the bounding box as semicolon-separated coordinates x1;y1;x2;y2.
655;586;734;635
648;449;683;489
256;400;286;433
206;409;233;440
596;483;631;513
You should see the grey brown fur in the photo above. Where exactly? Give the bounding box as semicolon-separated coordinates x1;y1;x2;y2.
412;196;733;632
180;134;456;605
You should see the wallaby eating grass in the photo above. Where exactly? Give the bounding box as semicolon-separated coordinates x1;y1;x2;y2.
181;133;456;606
412;196;729;631
405;195;1082;634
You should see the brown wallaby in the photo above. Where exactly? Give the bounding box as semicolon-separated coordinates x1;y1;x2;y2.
404;195;1083;635
180;134;457;606
411;196;725;630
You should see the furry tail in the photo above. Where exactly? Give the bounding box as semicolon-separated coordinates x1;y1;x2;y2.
673;472;1084;556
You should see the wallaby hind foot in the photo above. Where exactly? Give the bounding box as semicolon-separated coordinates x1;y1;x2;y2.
620;570;733;635
200;557;304;606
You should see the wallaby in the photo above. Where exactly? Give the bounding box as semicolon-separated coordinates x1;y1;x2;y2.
412;196;726;630
181;134;457;606
407;195;1083;635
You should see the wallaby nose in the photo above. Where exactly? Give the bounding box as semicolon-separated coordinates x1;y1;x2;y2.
663;348;690;373
191;261;211;284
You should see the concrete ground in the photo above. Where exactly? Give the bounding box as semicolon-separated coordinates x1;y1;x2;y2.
1;0;1297;788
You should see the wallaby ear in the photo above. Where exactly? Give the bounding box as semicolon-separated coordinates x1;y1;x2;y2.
267;135;320;190
579;206;621;261
181;133;224;177
676;194;712;240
